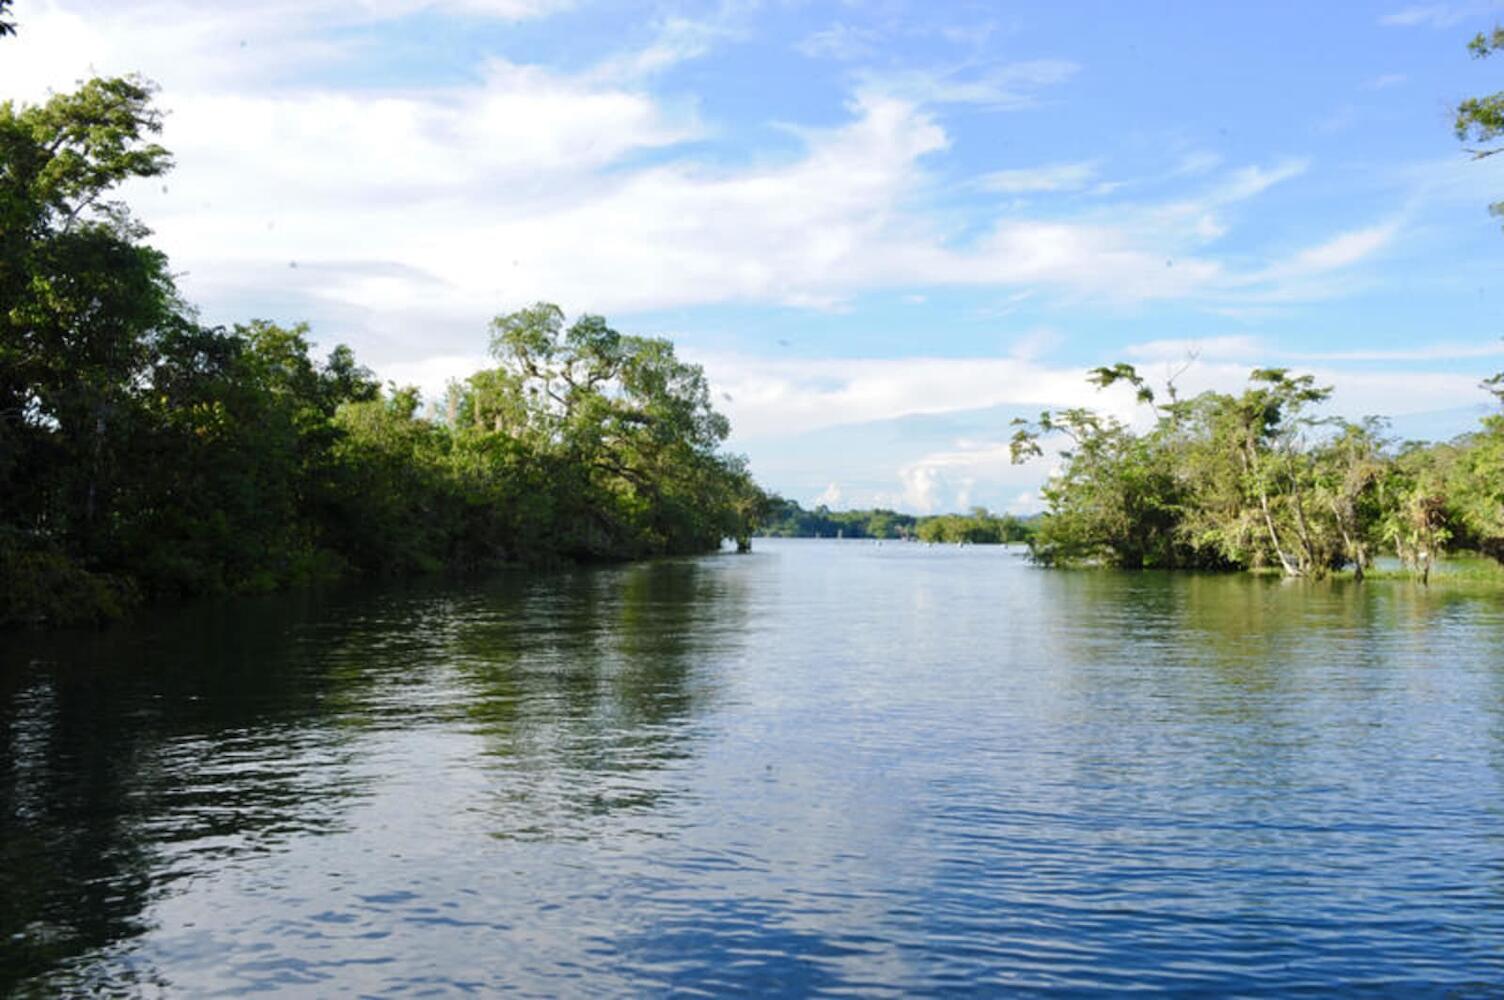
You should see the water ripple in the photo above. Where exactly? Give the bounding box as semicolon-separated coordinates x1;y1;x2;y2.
4;544;1504;994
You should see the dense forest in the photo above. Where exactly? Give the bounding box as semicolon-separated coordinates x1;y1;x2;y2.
0;77;765;626
1009;364;1504;581
760;500;1035;544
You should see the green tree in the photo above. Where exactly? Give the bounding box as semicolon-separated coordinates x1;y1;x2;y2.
0;78;766;626
1457;25;1504;220
1443;416;1504;563
1312;419;1388;581
0;77;178;604
1381;441;1454;585
1011;365;1388;578
482;303;742;557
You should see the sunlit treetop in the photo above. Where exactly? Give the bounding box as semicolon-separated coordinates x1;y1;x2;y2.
1457;25;1504;221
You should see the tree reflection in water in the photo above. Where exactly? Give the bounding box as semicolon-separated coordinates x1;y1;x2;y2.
0;556;747;993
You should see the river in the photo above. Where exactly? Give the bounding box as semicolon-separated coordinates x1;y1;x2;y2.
4;539;1503;995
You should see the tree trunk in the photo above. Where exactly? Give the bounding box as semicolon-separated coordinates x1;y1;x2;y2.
1244;437;1299;576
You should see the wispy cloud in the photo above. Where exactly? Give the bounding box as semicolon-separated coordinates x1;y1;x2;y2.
1125;336;1263;363
1291;343;1504;362
1286;222;1400;272
796;21;882;61
698;347;1497;512
857;59;1079;109
1379;4;1482;27
1241;222;1401;293
978;161;1097;194
1;1;1455;381
0;0;581;99
1123;333;1504;366
592;3;754;81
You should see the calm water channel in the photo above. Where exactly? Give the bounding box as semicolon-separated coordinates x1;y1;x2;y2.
4;539;1504;995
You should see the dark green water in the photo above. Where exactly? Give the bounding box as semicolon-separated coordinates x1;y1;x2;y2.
4;539;1504;995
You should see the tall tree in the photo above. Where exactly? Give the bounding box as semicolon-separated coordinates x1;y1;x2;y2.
481;303;744;556
0;77;177;548
1457;25;1504;221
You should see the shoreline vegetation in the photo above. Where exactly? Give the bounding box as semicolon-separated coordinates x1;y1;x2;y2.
8;65;1504;628
1;78;766;627
758;501;1037;545
1007;363;1504;584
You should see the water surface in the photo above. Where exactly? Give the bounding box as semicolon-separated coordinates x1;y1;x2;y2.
4;540;1504;995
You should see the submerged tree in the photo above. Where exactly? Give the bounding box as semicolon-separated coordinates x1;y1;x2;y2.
1011;364;1396;579
1381;444;1453;586
470;303;756;557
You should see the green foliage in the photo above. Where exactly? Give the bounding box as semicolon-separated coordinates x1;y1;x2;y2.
477;304;755;558
1014;362;1504;583
1443;415;1504;561
0;79;766;627
1457;25;1504;221
1;76;182;589
759;499;912;538
914;508;1033;544
759;499;1034;544
0;533;134;627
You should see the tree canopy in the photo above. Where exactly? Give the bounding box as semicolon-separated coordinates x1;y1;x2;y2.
1457;25;1504;220
0;78;768;627
758;500;1035;543
1011;363;1504;582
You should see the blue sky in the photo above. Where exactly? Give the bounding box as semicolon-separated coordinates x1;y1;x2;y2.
5;0;1504;512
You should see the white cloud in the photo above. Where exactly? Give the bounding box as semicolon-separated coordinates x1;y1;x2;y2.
1287;223;1399;271
1174;151;1224;177
978;161;1097;194
1245;222;1401;290
0;1;1433;376
373;336;1501;512
797;22;881;61
897;442;1018;513
1007;327;1061;360
898;463;942;512
856;59;1079;109
702;354;1139;440
0;0;577;99
1122;333;1504;366
1191;159;1310;207
1289;342;1504;362
591;3;756;82
704;349;1496;443
1379;4;1480;27
378;353;491;400
1125;336;1263;363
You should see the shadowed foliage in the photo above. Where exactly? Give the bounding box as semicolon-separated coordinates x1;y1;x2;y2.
0;79;767;627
